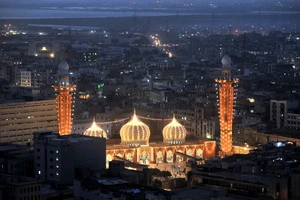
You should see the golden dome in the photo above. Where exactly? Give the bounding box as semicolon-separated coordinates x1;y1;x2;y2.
84;119;107;139
163;115;186;144
120;109;150;146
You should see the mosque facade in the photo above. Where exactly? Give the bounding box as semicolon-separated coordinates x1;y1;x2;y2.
83;110;216;168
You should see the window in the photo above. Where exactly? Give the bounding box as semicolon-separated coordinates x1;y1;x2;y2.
56;165;59;169
50;150;53;154
38;170;41;175
36;156;40;160
50;158;53;162
50;165;53;169
56;172;59;176
56;150;59;154
56;158;59;161
37;149;40;152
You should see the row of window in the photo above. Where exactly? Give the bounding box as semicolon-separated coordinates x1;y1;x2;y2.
36;156;59;161
287;121;300;125
19;195;40;200
0;104;55;110
0;110;56;115
20;186;40;193
287;115;300;120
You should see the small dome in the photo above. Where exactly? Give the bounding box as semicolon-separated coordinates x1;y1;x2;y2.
221;55;232;68
84;119;107;139
120;110;150;146
163;115;186;144
58;61;69;71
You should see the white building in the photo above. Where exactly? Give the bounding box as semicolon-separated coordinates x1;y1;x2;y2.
73;119;112;138
20;70;31;87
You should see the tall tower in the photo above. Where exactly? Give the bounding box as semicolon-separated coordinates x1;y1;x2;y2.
53;61;76;135
215;55;238;155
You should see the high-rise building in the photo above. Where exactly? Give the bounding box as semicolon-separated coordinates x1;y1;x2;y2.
52;61;76;135
34;131;106;184
215;55;238;155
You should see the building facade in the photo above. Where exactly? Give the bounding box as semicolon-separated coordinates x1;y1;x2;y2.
34;131;106;184
20;70;31;87
80;111;217;169
270;100;287;129
0;99;57;144
0;174;42;200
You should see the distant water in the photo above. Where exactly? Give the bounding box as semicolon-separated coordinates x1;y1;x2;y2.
0;7;299;20
0;8;198;19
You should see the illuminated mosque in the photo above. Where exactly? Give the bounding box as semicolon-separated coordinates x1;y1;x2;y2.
84;109;216;168
53;61;216;169
52;59;254;170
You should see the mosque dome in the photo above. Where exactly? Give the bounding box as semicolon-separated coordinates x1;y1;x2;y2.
163;115;186;144
84;119;107;139
221;55;232;68
58;61;69;71
120;110;150;146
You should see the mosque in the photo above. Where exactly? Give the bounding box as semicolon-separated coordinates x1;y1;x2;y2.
53;60;216;169
83;110;216;168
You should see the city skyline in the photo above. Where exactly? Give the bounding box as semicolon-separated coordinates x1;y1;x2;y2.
0;1;299;199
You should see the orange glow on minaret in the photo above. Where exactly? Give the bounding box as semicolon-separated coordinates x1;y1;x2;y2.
215;56;238;155
53;61;76;135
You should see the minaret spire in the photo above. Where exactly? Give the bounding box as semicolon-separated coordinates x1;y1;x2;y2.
215;55;238;156
52;61;76;135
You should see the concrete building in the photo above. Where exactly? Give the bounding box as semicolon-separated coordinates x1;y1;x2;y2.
270;100;300;130
0;173;42;200
286;112;300;130
270;100;287;129
73;118;112;138
20;70;31;87
0;99;57;144
149;87;170;103
174;107;216;139
34;131;106;184
291;168;300;200
192;169;288;200
0;144;34;177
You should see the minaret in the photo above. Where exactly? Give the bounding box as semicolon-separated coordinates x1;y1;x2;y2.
215;55;238;156
53;61;76;135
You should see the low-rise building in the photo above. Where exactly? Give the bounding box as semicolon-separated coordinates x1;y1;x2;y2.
0;99;57;144
0;173;42;200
